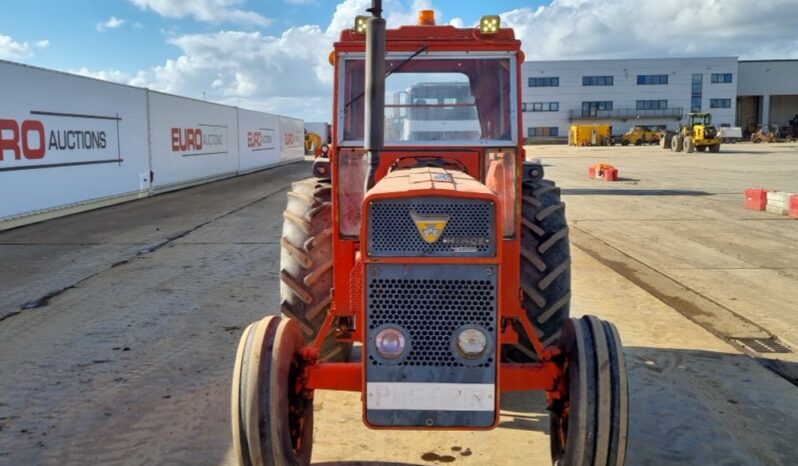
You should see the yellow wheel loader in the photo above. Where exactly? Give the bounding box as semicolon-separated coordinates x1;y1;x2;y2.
670;113;720;153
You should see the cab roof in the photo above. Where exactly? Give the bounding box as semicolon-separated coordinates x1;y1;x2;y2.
335;25;521;54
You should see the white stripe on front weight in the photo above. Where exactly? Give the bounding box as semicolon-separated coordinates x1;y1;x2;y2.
367;382;495;411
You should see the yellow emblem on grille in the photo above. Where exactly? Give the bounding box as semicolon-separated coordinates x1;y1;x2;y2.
410;211;450;244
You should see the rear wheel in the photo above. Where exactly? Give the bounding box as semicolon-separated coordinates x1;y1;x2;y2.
232;316;314;466
634;139;642;146
280;178;350;361
510;171;571;360
710;143;721;153
549;315;629;466
621;140;629;146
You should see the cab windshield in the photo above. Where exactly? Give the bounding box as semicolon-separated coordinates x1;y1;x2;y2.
341;56;515;145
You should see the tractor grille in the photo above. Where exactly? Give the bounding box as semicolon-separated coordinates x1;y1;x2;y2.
367;197;495;257
366;264;497;368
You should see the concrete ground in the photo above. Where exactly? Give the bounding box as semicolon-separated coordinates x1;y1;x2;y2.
527;142;798;380
0;146;797;465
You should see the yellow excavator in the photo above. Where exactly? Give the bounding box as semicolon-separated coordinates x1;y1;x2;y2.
304;131;323;156
671;112;721;153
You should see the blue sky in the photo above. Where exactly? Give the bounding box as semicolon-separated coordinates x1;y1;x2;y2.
1;0;797;121
0;0;538;74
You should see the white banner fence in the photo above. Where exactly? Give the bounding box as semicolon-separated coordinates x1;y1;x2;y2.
0;60;305;229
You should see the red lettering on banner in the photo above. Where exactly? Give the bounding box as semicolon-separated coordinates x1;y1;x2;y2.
0;119;21;161
248;131;262;148
0;119;46;161
171;128;204;152
21;120;46;159
171;128;180;151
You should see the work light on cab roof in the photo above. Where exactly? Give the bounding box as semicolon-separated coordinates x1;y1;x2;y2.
480;15;501;34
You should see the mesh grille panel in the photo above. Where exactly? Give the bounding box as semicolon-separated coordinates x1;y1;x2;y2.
368;198;495;257
367;273;497;368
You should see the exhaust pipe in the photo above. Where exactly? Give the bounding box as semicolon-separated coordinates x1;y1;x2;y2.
364;0;385;191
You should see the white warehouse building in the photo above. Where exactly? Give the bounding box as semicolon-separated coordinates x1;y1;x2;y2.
521;57;739;140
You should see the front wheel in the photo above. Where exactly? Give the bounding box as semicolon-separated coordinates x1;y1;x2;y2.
550;315;629;466
684;137;695;153
232;316;314;466
671;135;683;152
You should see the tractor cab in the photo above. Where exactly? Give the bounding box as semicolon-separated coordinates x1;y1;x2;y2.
329;12;521;238
231;5;629;466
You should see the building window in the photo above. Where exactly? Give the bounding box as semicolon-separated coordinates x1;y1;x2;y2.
528;77;559;87
691;73;703;112
581;101;613;116
637;74;669;85
523;102;559;112
583;76;614;86
710;98;732;108
528;127;559;137
636;100;668;110
710;73;733;83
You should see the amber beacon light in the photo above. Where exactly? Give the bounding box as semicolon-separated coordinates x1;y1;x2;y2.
418;9;436;25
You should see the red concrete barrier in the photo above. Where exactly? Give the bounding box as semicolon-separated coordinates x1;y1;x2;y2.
744;188;768;211
790;194;798;219
589;164;618;182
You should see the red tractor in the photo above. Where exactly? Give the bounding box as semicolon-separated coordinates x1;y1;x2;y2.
231;4;628;465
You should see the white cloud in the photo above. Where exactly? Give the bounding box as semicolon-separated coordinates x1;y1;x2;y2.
0;33;48;59
97;16;126;32
72;0;798;122
129;0;271;26
448;17;464;28
501;0;798;60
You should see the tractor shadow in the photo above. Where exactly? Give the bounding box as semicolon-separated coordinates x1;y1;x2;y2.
562;188;710;196
497;390;549;432
620;346;798;466
312;348;798;466
314;463;421;466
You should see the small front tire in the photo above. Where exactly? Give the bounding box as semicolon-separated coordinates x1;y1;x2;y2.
549;315;629;466
232;316;314;466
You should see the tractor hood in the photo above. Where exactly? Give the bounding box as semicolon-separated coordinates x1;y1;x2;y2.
366;166;495;199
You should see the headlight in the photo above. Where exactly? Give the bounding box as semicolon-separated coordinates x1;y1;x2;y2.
456;328;488;359
375;327;406;359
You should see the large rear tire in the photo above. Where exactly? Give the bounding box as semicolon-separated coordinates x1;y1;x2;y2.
280;178;350;361
550;315;629;466
511;171;571;360
232;316;314;466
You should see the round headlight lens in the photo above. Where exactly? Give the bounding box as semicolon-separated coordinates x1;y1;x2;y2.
375;327;406;359
456;328;488;359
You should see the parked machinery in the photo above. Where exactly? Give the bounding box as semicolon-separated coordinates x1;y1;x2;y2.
620;126;661;146
750;124;778;143
569;124;612;146
231;5;629;466
659;129;676;149
671;112;721;153
304;130;323;156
